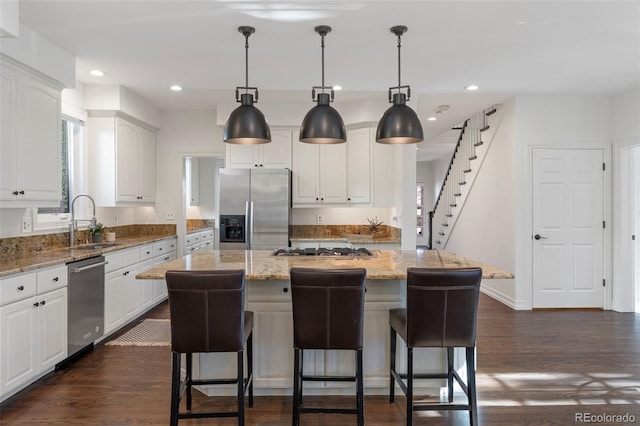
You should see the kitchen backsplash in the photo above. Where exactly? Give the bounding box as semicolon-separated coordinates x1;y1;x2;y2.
0;224;176;257
290;224;400;240
186;219;215;233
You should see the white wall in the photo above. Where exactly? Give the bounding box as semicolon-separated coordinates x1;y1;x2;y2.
291;207;397;228
611;87;640;311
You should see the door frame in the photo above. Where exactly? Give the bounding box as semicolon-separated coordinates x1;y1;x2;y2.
525;144;611;310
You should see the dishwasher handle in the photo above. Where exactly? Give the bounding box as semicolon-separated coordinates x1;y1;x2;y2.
72;260;109;274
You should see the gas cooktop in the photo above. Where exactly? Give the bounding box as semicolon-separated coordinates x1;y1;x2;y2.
271;247;373;257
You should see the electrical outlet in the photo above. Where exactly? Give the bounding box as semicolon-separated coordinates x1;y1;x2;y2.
166;212;176;220
316;214;323;224
21;216;32;233
113;215;118;224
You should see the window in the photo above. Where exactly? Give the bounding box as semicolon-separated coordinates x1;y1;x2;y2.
416;183;424;236
34;117;83;230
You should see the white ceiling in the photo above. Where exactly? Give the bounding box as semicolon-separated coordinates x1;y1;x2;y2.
15;0;640;161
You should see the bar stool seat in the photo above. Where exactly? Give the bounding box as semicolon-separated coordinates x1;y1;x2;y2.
389;267;482;426
290;267;367;426
165;269;254;426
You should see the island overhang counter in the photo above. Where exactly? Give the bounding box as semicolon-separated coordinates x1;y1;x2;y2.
137;250;513;396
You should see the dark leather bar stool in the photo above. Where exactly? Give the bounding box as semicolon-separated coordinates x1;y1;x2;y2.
289;267;367;426
165;270;253;426
389;267;482;426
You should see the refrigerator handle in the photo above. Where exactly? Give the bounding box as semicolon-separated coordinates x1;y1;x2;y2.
245;201;252;250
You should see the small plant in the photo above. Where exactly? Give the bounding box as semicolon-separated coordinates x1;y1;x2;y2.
88;222;106;236
366;216;384;233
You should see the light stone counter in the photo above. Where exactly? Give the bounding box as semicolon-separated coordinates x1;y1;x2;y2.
136;249;514;280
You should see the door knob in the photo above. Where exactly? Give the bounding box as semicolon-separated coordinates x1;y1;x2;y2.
534;234;547;240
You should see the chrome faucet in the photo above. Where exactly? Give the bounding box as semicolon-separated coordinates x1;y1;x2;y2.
69;194;97;247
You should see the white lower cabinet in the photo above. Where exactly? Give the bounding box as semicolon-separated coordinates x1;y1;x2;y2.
244;280;402;392
0;267;67;400
139;259;153;310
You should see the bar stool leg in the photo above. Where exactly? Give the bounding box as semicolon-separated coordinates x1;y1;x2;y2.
407;347;413;426
447;347;454;403
186;353;193;411
170;352;181;426
292;348;300;426
389;327;396;403
247;331;254;408
237;351;245;426
466;347;478;426
356;349;364;426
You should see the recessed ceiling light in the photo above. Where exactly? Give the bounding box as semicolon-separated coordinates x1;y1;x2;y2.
333;85;342;91
465;85;479;91
170;85;183;92
89;69;105;77
427;116;437;121
517;20;527;25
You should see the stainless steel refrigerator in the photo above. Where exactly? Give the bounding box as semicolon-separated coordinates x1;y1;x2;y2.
218;168;291;250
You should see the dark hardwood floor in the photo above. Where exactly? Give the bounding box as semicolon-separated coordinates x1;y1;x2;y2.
2;295;639;425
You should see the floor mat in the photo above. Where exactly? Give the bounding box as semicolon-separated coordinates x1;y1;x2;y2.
105;319;171;347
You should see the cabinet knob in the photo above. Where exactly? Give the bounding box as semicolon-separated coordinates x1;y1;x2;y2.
259;164;263;167
282;287;288;293
53;277;59;282
254;164;258;167
18;285;24;291
348;198;351;201
316;197;319;201
19;190;25;195
41;300;46;305
34;302;40;307
12;191;19;195
321;198;324;201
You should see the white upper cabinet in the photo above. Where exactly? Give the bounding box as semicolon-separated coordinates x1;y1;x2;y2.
89;115;156;206
346;127;372;205
226;129;292;169
0;61;62;207
292;141;347;206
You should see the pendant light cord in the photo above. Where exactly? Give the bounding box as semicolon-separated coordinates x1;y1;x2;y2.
320;32;325;94
397;32;402;95
244;32;250;94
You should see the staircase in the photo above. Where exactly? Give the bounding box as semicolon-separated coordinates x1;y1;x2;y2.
429;105;503;249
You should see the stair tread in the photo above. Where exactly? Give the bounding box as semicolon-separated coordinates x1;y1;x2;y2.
479;125;490;132
485;108;497;116
474;141;484;147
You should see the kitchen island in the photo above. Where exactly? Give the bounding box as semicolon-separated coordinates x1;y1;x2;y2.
137;250;513;396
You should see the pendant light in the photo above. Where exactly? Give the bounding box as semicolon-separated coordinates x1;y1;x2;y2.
223;26;271;145
299;25;346;144
376;26;424;144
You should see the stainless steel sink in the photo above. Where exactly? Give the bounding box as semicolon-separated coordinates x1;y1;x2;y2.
72;242;122;251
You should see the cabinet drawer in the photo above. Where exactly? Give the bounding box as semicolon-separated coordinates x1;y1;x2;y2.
140;244;154;261
104;248;140;273
152;241;167;257
165;238;177;252
36;265;68;294
0;273;37;306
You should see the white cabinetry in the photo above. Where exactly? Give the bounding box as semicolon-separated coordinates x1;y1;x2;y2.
292;142;347;206
186;157;200;206
104;247;141;334
226;130;292;169
151;238;177;303
89;115;156;206
0;60;62;206
0;265;67;400
372;135;399;207
185;228;214;254
346;127;372;205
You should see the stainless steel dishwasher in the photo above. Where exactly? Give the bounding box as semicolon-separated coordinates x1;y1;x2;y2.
67;255;107;358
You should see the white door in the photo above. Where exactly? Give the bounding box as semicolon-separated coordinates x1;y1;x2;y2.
532;148;604;308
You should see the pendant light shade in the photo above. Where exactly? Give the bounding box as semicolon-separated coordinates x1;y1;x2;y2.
376;26;423;145
299;25;346;144
224;26;271;145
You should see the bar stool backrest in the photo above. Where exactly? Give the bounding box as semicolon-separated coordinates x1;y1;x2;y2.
290;267;367;350
166;270;246;353
406;267;482;348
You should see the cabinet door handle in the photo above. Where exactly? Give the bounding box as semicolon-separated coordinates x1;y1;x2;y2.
315;197;319;201
34;302;40;307
348;198;351;201
254;164;258;167
282;287;288;293
41;300;46;305
53;277;59;282
320;198;324;201
18;285;24;291
12;190;19;195
19;190;25;195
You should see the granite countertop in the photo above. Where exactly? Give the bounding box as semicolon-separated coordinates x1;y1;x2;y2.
290;236;400;244
186;226;214;234
137;250;514;281
0;234;177;278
